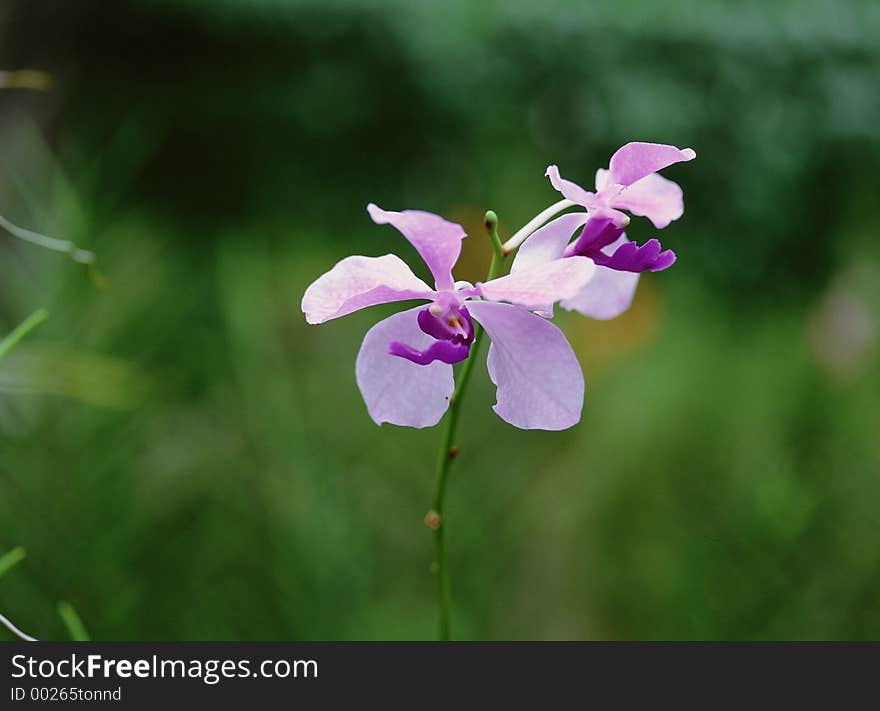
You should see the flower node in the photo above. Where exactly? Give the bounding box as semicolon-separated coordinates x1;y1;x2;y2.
424;510;442;530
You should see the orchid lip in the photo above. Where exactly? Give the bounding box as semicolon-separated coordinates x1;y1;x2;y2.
564;215;674;273
389;304;475;366
389;338;470;365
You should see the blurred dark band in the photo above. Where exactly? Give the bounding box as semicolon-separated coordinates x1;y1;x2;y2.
3;642;877;705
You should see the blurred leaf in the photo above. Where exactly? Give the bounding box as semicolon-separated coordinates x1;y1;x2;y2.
0;547;26;579
0;344;151;409
0;69;53;91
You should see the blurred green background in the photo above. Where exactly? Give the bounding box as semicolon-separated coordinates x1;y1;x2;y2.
1;0;878;640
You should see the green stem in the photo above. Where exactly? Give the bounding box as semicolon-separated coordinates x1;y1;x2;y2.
0;214;95;264
430;211;506;641
0;308;49;360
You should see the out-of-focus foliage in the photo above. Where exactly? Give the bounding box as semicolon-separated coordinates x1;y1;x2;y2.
0;0;878;639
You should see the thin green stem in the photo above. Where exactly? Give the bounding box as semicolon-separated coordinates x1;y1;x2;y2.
430;211;506;641
0;308;48;360
0;213;95;264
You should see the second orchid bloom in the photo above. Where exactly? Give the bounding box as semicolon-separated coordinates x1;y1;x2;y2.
302;142;695;430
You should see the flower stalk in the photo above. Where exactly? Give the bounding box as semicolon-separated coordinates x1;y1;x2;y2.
501;198;574;254
429;210;506;640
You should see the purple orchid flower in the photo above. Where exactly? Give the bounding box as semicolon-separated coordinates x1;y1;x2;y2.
302;204;596;430
512;142;695;320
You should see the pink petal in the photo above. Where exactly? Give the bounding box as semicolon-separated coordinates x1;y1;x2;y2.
356;307;454;428
545;165;598;208
478;256;594;311
607;142;696;187
559;237;640;320
367;203;466;291
302;254;434;324
466;301;584;430
561;267;640;320
598;169;685;229
510;212;589;273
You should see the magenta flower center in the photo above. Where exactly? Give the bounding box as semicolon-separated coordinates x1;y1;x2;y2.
389;302;475;366
565;210;676;274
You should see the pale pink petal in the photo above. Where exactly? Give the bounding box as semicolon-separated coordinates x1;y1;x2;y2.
607;142;696;187
559;236;640;320
560;267;640;320
600;169;685;229
545;165;598;208
302;254;434;324
478;256;595;310
510;212;589;273
355;307;454;428
466;301;584;430
367;203;466;290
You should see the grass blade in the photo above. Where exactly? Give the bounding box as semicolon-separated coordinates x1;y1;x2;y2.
0;547;26;579
58;601;90;641
0;309;49;360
